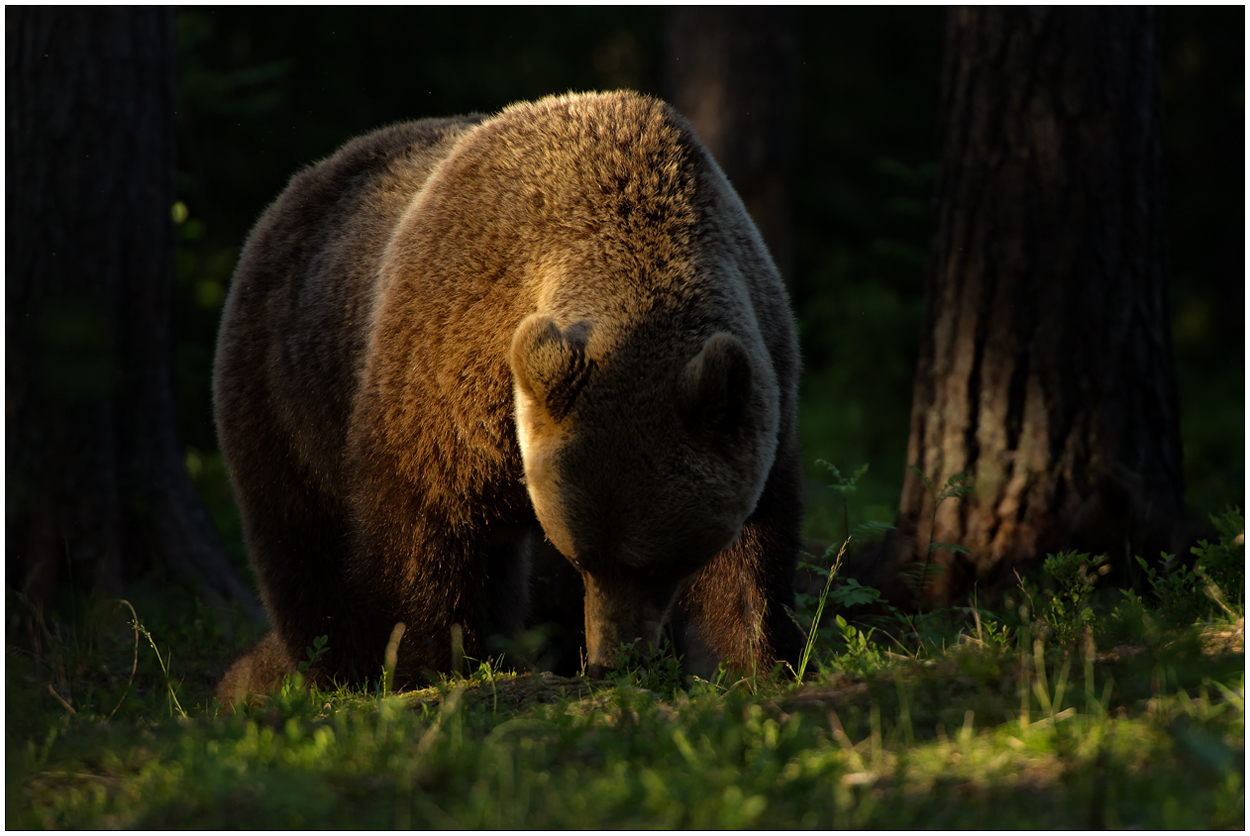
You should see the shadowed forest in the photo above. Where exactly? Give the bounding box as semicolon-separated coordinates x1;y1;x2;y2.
6;8;1245;828
9;6;1242;605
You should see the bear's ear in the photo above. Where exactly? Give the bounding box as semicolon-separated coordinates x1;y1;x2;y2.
510;314;594;422
679;332;753;437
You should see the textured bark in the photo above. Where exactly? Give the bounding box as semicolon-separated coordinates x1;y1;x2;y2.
7;8;260;615
664;7;799;284
887;8;1186;605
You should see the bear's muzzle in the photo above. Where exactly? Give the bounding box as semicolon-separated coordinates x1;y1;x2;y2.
581;571;681;677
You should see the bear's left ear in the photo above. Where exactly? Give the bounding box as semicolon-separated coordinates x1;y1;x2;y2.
679;332;753;437
511;314;594;422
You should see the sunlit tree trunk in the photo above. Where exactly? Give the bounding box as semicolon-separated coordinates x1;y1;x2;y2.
664;7;800;285
7;7;260;616
885;7;1186;605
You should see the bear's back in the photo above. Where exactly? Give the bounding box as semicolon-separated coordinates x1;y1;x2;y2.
215;116;484;489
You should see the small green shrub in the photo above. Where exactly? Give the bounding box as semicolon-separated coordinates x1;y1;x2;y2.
611;639;684;699
906;466;973;595
1104;588;1157;645
1040;551;1108;647
1190;506;1245;612
828;614;882;674
298;634;329;673
817;460;870;543
1137;507;1244;624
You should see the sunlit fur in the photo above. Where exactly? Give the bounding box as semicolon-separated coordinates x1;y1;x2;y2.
214;91;804;705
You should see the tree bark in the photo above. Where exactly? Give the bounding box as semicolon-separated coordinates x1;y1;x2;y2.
7;8;260;616
886;7;1187;605
664;7;800;285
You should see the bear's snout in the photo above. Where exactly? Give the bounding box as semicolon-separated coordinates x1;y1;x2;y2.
581;572;677;677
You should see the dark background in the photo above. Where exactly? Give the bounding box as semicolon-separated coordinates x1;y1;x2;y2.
169;7;1243;558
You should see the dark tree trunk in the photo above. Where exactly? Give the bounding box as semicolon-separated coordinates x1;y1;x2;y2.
664;7;800;285
7;8;260;616
885;7;1187;605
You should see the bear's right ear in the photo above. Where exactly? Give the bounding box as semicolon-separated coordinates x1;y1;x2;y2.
679;332;754;438
510;314;594;422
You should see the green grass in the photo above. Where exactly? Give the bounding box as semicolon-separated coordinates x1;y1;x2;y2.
7;631;1243;828
7;514;1245;828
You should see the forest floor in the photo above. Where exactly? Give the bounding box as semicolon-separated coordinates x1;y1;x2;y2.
6;521;1245;828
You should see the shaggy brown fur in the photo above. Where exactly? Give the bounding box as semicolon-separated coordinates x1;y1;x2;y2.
214;92;803;706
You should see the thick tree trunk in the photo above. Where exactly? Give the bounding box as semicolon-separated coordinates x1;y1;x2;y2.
664;7;799;285
886;8;1187;605
7;8;260;616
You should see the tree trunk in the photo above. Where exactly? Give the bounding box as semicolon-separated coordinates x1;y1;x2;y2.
886;7;1187;606
664;7;800;285
6;7;260;616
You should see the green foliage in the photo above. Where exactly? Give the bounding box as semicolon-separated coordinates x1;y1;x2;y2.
909;465;975;508
790;538;849;682
827;615;882;674
298;635;329;674
1104;588;1155;645
1030;551;1109;647
967;606;1014;651
610;640;685;700
13;293;1249;828
819;460;870;495
1135;507;1244;625
7;533;1246;828
905;466;973;595
1136;554;1206;626
791;461;901;680
1191;506;1245;611
817;460;870;542
796;9;940;513
9;588;1244;828
829;577;884;610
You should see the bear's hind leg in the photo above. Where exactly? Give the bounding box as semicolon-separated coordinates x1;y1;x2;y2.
216;630;295;710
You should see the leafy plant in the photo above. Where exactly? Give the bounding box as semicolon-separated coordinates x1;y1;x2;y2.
1190;506;1245;614
817;460;870;542
829;614;882;674
1103;588;1158;646
792;461;905;678
968;607;1014;650
962;587;1014;650
1131;507;1244;626
1035;551;1109;647
906;465;972;596
852;520;898;541
299;634;330;673
611;639;685;699
829;577;885;610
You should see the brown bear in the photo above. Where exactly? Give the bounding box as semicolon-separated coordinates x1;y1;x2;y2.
214;91;804;706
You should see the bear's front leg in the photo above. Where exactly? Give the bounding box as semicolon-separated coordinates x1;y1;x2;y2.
345;498;535;688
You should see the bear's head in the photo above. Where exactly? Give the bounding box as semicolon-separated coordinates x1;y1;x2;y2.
510;313;778;674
